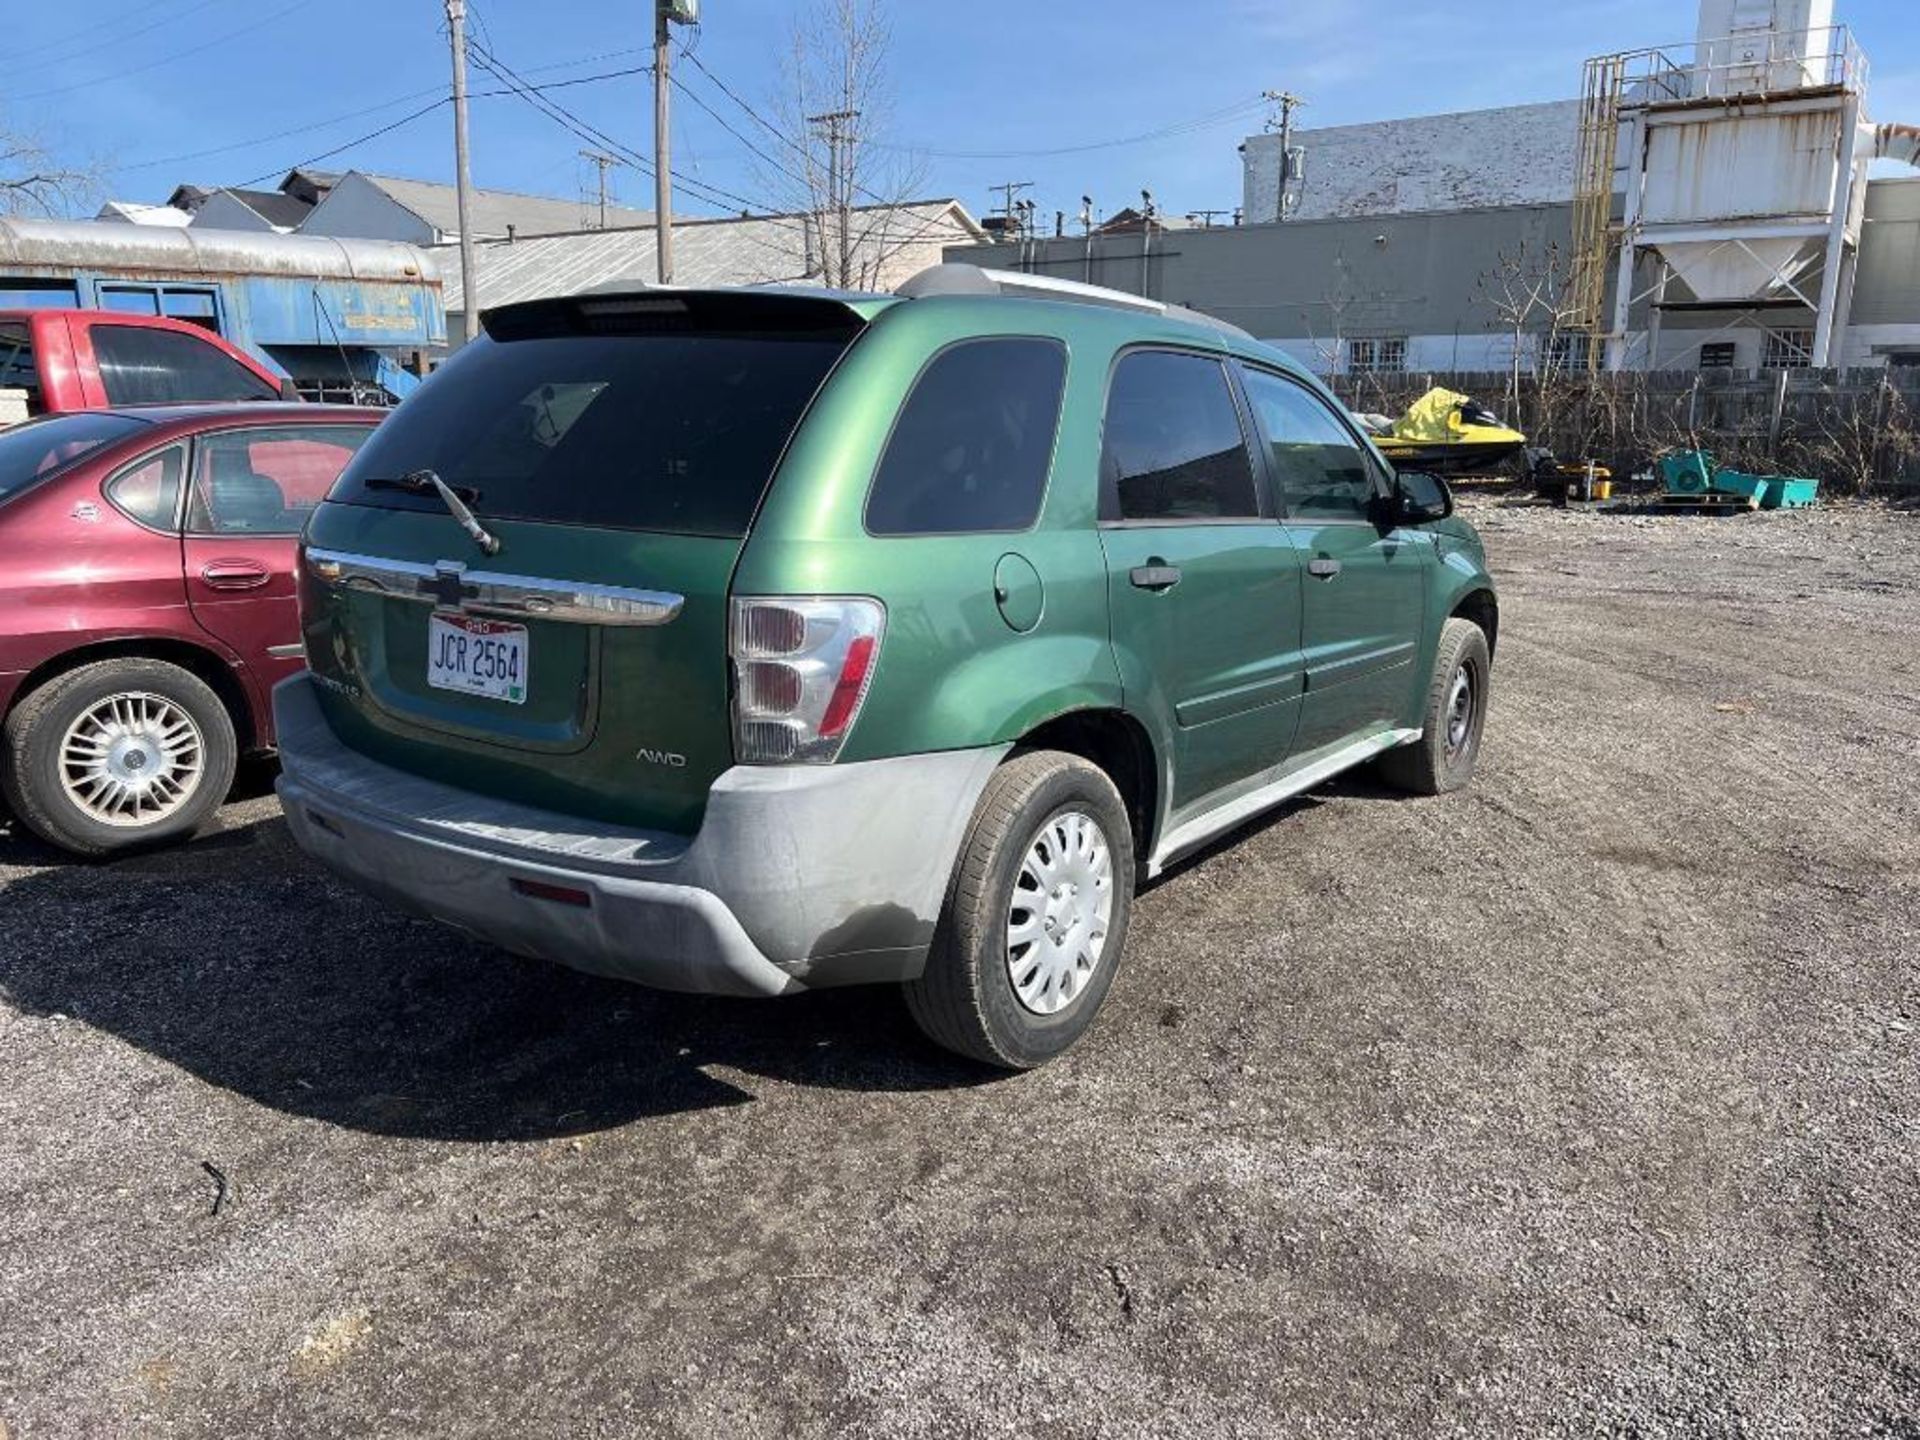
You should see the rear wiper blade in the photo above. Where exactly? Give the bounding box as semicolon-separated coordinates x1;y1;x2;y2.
366;469;500;557
363;472;482;504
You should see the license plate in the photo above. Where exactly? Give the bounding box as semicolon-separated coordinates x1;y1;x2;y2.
427;613;528;704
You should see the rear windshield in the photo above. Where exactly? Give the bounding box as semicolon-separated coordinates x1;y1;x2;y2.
330;330;851;537
0;412;148;503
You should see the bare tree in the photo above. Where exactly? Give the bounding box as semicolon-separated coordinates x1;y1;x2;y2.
761;0;929;290
1;119;96;218
1475;237;1583;428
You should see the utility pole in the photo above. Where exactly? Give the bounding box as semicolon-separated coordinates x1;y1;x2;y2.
580;150;620;229
809;109;859;285
653;3;673;282
1080;194;1094;284
1264;89;1306;222
445;0;479;328
991;179;1034;242
1139;189;1156;297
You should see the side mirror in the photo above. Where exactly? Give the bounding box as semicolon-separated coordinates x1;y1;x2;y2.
1393;470;1452;524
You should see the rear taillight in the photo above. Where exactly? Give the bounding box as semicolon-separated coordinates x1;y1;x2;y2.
730;597;885;765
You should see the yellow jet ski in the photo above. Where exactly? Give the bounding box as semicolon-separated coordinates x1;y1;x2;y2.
1363;388;1527;475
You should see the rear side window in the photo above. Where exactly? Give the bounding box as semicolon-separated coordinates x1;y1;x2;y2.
865;338;1066;535
91;324;279;406
189;425;375;535
331;332;850;537
105;444;187;530
0;412;148;503
1102;351;1259;522
1236;365;1382;521
0;321;42;413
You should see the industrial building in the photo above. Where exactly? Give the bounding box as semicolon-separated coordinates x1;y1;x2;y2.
950;0;1920;375
433;198;983;347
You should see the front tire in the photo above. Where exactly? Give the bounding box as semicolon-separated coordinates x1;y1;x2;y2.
1;658;239;857
905;750;1136;1069
1376;617;1491;796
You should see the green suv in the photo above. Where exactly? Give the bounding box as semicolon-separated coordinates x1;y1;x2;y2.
275;265;1496;1068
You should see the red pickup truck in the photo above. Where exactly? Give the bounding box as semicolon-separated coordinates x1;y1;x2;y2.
0;308;294;419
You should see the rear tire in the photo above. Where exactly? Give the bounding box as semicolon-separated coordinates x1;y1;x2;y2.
1376;617;1491;796
1;658;238;858
905;749;1135;1069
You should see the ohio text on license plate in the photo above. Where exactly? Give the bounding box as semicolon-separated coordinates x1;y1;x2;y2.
427;614;528;704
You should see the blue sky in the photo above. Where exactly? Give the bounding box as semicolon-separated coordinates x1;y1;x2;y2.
9;0;1919;225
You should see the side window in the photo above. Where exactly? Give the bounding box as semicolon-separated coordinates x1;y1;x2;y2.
1101;351;1258;522
866;338;1066;535
0;321;41;413
103;444;187;531
1237;366;1382;522
92;324;280;406
189;426;373;535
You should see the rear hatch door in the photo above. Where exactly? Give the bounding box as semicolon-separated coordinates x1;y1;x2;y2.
299;290;879;835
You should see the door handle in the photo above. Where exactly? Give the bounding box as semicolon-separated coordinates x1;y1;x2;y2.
200;560;271;591
1307;557;1343;580
1129;563;1182;592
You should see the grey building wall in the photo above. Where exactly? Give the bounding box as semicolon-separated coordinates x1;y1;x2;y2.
949;202;1580;370
300;174;434;246
947;177;1920;371
1241;101;1582;225
191;191;279;233
1852;177;1920;325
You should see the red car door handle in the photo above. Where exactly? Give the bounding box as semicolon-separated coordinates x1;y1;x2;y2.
200;560;271;591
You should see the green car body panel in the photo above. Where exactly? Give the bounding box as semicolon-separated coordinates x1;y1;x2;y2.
276;271;1496;999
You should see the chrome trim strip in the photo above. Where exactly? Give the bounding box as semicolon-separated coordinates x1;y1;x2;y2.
266;642;306;659
1147;726;1421;878
303;547;685;627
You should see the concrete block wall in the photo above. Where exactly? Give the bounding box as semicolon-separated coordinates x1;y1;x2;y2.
1242;100;1583;224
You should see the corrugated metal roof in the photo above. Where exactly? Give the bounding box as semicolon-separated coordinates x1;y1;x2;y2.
435;201;981;314
360;172;653;239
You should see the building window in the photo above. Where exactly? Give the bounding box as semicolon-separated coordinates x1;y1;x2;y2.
1699;342;1737;369
1544;333;1595;371
1762;330;1814;370
1347;337;1406;374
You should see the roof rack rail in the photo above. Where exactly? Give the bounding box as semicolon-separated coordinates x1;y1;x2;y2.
895;263;1250;339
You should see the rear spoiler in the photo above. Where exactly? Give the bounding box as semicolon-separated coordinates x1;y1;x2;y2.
482;287;895;342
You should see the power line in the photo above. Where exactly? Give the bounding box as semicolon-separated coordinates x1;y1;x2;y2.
469;41;804;230
9;0;312;104
233;101;449;190
868;97;1267;159
8;0;232;69
113;55;654;177
666;72;813;194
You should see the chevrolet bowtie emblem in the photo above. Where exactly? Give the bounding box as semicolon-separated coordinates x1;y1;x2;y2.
419;562;479;610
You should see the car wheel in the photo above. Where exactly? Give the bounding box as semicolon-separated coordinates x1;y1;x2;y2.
905;749;1135;1069
1376;617;1491;797
1;658;239;858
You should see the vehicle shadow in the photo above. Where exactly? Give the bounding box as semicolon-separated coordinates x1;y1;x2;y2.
0;811;992;1144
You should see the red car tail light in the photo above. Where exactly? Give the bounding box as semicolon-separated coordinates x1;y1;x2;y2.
730;597;885;765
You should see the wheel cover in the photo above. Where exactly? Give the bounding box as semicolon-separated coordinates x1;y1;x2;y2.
1005;809;1115;1016
57;691;206;828
1444;663;1476;759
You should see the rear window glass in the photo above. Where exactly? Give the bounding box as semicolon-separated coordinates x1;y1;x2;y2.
331;331;851;537
0;412;147;503
866;338;1066;535
1;321;41;412
92;324;280;406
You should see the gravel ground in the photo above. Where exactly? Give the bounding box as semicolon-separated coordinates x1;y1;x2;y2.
1;496;1916;1438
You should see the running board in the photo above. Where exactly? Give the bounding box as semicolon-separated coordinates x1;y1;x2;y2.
1146;728;1421;878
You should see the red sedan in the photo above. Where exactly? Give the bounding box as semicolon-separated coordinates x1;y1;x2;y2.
0;404;383;855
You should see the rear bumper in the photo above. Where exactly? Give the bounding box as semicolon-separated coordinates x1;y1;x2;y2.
272;673;1006;996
